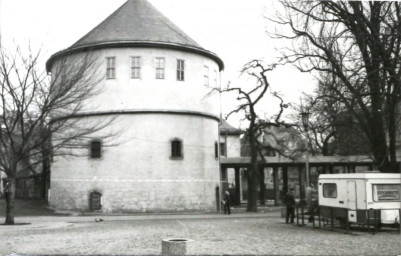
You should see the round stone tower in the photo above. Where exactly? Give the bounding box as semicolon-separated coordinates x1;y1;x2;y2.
46;0;224;213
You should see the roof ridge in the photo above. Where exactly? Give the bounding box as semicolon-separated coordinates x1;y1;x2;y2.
144;0;201;48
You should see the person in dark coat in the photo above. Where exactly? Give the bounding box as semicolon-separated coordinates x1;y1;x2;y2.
285;187;296;223
4;179;11;205
222;190;231;215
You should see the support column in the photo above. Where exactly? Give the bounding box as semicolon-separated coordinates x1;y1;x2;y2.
329;165;334;174
234;167;241;205
273;166;279;206
221;167;228;195
259;166;265;206
299;164;305;204
323;164;328;174
282;166;288;194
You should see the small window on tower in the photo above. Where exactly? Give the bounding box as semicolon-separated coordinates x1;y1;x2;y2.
204;65;209;86
177;59;185;81
106;57;116;79
131;56;141;79
155;57;165;79
215;142;219;159
170;138;183;159
90;140;102;159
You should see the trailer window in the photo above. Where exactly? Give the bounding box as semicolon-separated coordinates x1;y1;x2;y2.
323;183;337;198
373;184;400;202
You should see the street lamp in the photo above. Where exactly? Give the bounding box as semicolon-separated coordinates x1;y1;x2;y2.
301;111;311;188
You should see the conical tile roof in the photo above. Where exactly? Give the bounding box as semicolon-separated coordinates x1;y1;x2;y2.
72;0;201;49
46;0;224;71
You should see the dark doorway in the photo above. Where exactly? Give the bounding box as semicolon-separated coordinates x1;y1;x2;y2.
89;191;102;211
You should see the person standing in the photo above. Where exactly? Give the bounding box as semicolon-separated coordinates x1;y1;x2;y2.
285;187;296;223
222;190;231;215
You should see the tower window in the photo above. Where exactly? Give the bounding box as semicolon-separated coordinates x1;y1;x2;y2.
177;59;185;81
171;139;183;159
204;65;209;86
215;142;219;159
155;57;165;79
106;57;116;79
131;56;141;79
214;70;218;87
90;140;102;159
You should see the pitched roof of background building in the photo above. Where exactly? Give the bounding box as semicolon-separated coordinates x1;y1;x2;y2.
46;0;224;71
220;119;243;135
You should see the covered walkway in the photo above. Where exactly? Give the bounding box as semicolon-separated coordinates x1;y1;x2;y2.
220;155;375;206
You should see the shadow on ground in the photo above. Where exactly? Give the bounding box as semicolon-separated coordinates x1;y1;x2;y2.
0;198;282;218
0;199;61;217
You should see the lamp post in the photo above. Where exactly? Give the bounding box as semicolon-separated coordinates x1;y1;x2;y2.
301;111;311;188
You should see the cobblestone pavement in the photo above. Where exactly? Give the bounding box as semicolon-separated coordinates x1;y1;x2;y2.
1;213;401;255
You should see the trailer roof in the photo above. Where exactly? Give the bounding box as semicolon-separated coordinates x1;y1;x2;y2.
319;172;401;180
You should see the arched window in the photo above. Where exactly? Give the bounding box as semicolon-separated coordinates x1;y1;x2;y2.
90;140;102;159
171;139;183;159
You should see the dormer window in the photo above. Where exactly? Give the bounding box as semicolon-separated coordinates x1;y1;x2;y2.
106;57;116;79
155;57;165;79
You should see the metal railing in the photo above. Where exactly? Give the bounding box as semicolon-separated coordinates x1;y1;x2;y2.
294;205;401;235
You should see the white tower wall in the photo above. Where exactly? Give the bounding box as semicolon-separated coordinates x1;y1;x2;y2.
49;47;222;212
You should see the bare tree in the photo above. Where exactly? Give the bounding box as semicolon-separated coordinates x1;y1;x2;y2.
0;47;114;224
291;78;341;156
224;60;291;212
270;1;401;172
293;76;371;156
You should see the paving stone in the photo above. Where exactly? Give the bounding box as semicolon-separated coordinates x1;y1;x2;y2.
1;213;400;255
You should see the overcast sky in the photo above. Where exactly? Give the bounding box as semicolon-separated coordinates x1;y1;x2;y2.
0;0;316;128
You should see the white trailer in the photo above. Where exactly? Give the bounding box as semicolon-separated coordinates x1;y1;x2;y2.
318;172;401;226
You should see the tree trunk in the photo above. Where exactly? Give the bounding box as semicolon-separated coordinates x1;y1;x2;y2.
5;178;15;225
247;132;258;212
259;167;265;206
369;117;392;173
246;163;258;212
41;149;49;199
387;106;398;173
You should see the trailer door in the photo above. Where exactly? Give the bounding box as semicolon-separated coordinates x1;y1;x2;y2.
347;181;357;210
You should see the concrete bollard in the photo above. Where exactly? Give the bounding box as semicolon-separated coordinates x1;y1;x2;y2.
161;238;193;255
